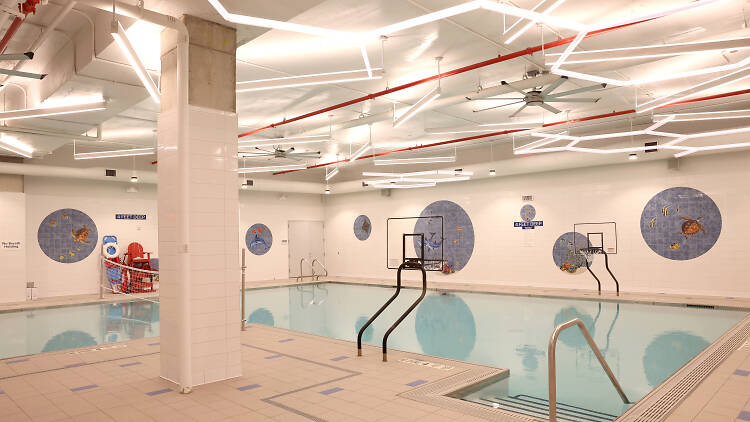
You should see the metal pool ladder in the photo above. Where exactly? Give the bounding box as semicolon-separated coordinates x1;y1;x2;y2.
311;258;328;281
357;233;427;362
548;318;631;421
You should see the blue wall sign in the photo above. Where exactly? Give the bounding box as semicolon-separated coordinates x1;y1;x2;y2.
514;221;544;229
116;214;147;220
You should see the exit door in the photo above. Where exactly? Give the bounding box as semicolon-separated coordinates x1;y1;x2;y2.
288;220;325;278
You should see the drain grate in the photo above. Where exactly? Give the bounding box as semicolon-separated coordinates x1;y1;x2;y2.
619;314;750;422
478;394;617;422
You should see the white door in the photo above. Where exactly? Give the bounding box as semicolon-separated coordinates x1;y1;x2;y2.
288;220;325;278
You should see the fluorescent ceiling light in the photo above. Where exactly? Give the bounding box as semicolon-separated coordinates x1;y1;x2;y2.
237;69;384;92
655;109;750;121
0;136;33;158
325;167;340;181
239;134;330;148
505;0;567;45
545;37;750;64
74;147;156;160
349;142;372;163
393;86;441;128
367;181;437;189
0;101;107;121
0;52;33;61
362;170;473;177
374;155;456;165
425;121;543;134
111;20;160;104
237;164;307;173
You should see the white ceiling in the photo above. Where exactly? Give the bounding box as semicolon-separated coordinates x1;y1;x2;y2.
0;0;749;190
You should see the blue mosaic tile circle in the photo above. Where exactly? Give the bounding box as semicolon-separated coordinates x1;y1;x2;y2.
353;215;372;241
520;204;536;222
37;209;98;264
413;200;474;272
552;232;593;275
246;224;273;256
643;331;709;387
415;293;476;360
640;187;721;260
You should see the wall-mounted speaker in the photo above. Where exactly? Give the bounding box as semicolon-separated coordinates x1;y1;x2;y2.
105;169;116;177
380;188;391;197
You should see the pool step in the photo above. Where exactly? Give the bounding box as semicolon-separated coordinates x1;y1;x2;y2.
478;394;617;422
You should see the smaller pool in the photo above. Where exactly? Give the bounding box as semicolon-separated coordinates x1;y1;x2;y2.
0;300;160;360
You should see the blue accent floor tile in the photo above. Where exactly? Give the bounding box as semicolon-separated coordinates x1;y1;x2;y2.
146;388;172;396
264;354;282;359
733;369;749;376
148;342;160;346
6;358;29;364
738;411;750;421
120;362;141;367
65;362;86;368
237;384;261;391
331;356;349;362
406;380;427;387
0;390;4;394
320;387;343;395
71;384;98;392
279;338;294;343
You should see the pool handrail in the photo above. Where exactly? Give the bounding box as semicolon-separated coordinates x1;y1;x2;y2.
581;247;621;296
311;258;328;281
297;258;315;282
548;318;631;421
381;258;426;362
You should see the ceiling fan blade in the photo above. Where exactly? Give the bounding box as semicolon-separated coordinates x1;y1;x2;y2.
475;97;525;101
508;103;528;118
546;83;607;98
500;80;529;96
539;103;562;114
472;100;524;113
544;98;601;103
540;76;568;96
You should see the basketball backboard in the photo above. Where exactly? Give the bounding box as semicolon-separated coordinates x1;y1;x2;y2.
573;222;618;254
387;216;445;271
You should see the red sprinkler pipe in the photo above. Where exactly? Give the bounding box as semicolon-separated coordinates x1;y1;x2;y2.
0;17;24;54
239;18;657;138
272;88;750;175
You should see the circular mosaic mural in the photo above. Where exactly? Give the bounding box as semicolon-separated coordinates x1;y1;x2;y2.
37;209;98;263
413;200;475;272
552;232;593;275
353;215;372;241
520;204;536;222
640;187;721;260
246;223;273;255
415;293;476;361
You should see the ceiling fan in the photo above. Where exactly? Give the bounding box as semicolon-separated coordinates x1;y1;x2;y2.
471;76;606;117
240;146;321;161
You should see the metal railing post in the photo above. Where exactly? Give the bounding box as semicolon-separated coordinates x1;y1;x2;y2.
548;318;630;421
99;255;104;299
241;249;246;331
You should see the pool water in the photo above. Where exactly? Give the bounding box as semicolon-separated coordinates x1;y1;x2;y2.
243;283;747;417
0;300;159;359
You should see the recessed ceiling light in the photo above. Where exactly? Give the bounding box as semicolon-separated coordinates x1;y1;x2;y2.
628;153;638;160
130;175;139;183
489;169;496;176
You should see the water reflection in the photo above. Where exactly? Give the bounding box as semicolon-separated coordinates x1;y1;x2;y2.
415;293;476;360
553;306;596;348
248;308;275;326
643;331;709;387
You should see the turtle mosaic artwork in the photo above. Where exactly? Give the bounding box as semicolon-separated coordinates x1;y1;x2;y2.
37;209;98;263
552;232;593;274
353;215;372;241
246;223;273;255
640;187;722;260
413;200;475;272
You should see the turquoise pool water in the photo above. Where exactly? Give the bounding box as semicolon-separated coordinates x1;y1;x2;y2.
243;283;747;417
0;300;159;359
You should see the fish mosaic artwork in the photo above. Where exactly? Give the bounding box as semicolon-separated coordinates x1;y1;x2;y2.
246;223;273;255
520;204;536;222
640;187;722;260
413;200;475;272
552;232;593;275
37;209;98;263
353;215;372;241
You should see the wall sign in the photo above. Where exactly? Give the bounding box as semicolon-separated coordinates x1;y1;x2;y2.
2;241;21;249
116;214;147;220
514;204;543;229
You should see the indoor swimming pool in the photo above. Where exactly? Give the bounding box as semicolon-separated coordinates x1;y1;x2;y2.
243;283;748;418
0;300;159;360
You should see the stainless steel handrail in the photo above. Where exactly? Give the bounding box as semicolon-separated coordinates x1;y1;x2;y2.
310;258;328;280
548;318;630;421
297;258;315;282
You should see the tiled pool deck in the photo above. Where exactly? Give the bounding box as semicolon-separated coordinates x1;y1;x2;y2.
1;278;749;421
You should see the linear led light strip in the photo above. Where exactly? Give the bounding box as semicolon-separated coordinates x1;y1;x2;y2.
373;155;456;166
367;181;437;189
393;86;441;128
503;0;548;35
238;134;330;148
237;164;307;173
654;109;750;121
349;142;372;162
111;20;160;104
237;69;385;92
505;0;567;45
74;147;156;160
0;101;107;121
325;167;340;181
425;121;543;134
549;0;735;87
0;136;33;158
363;170;473;177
